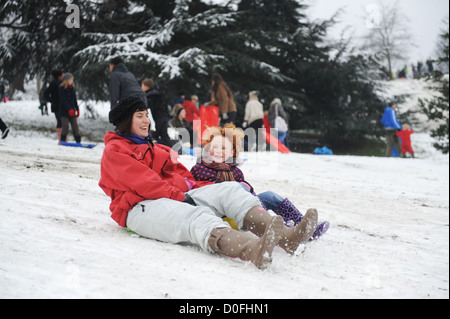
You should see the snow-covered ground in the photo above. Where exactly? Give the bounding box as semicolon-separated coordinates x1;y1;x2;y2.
0;79;448;299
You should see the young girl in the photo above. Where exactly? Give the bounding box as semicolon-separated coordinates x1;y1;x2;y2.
99;96;319;269
190;123;329;240
59;73;81;144
397;124;415;158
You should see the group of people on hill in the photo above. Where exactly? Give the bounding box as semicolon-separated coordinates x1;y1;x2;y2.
108;57;291;152
380;58;435;80
168;77;290;151
397;58;434;79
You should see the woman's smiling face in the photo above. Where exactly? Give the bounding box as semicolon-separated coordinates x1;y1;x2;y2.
131;110;150;137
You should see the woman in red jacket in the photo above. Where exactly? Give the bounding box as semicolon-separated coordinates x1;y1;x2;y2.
99;96;318;269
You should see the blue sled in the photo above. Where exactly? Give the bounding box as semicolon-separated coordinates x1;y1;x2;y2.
60;141;97;149
181;147;196;156
313;146;333;155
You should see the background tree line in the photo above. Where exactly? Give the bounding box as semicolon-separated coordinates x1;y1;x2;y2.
0;0;402;150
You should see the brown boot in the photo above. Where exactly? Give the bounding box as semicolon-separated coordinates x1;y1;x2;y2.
244;206;318;255
208;215;284;269
278;208;318;254
243;206;284;236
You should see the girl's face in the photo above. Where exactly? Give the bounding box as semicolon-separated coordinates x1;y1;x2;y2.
178;109;186;119
67;77;73;86
131;110;150;137
209;135;233;163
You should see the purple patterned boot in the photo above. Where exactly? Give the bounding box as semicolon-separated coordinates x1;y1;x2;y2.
273;198;303;227
274;198;329;240
310;221;330;241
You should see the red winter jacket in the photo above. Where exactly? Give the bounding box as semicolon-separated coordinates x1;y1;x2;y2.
99;132;211;227
397;129;414;146
182;100;200;123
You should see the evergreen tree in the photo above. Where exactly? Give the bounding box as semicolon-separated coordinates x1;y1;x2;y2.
0;0;67;95
73;0;236;101
0;0;95;96
418;22;449;154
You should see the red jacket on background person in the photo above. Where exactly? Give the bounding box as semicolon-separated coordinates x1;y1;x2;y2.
397;129;415;154
182;99;200;123
99;132;212;227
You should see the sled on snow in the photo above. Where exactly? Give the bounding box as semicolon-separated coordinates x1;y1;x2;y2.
193;105;220;145
261;129;291;154
60;141;97;149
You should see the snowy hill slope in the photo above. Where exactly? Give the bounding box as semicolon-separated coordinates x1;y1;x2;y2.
0;79;448;298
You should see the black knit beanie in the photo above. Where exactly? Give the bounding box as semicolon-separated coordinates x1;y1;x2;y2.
109;96;147;126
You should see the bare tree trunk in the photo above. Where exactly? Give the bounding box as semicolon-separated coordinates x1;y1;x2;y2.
8;71;26;100
36;74;41;95
361;0;414;78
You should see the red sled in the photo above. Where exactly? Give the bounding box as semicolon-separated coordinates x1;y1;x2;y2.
262;114;290;154
262;128;291;154
193;105;220;144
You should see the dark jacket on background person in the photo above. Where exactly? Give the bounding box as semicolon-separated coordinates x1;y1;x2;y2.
109;63;146;109
44;78;61;114
58;85;78;118
145;88;171;146
145;89;168;119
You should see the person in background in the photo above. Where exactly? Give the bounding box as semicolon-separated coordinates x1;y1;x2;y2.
191;95;200;109
170;104;190;129
208;73;237;124
182;95;200;125
0;75;9;138
243;91;264;151
268;98;289;146
170;104;193;147
58;73;81;144
171;90;185;110
44;69;64;143
0;80;6;103
142;78;170;146
381;102;402;157
397;124;415;158
38;87;49;116
109;56;155;130
426;58;434;74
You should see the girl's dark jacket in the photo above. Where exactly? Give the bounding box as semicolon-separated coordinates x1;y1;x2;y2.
58;85;78;118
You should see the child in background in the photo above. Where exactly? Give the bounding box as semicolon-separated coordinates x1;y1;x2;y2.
190;123;329;240
59;73;81;144
397;124;415;158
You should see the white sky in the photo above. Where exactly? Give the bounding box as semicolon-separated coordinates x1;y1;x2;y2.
306;0;449;66
207;0;449;67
